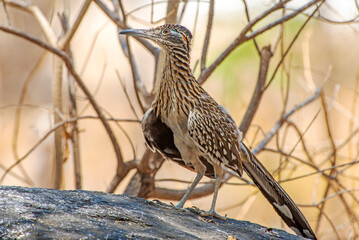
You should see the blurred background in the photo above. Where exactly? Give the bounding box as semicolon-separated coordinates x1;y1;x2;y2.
0;0;359;239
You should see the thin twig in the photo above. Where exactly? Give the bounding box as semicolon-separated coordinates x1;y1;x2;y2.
94;0;159;56
253;87;322;154
80;22;108;75
2;0;11;25
241;0;260;54
11;53;48;186
200;0;214;72
177;0;188;24
315;91;338;231
58;0;92;50
264;1;324;90
115;70;140;120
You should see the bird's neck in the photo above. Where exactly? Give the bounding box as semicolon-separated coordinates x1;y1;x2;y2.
152;51;203;117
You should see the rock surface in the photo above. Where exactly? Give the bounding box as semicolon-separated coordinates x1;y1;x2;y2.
0;186;305;239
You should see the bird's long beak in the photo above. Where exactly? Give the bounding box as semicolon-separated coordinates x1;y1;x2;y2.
119;29;153;40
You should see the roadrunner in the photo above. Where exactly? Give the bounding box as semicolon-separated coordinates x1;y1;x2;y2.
120;24;316;239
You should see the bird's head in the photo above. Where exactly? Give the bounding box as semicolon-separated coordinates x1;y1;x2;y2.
120;24;192;53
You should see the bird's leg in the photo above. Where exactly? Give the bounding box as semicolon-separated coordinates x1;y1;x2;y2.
176;171;203;208
209;175;221;212
173;136;206;208
200;165;226;220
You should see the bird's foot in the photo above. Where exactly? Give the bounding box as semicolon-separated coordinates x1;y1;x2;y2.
173;203;191;213
175;203;184;209
199;209;227;220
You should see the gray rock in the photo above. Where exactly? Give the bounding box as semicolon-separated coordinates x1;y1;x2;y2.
0;186;305;240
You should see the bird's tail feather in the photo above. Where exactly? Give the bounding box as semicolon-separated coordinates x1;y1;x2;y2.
239;142;316;239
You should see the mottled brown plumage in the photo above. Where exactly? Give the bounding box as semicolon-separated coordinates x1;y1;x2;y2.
120;24;316;239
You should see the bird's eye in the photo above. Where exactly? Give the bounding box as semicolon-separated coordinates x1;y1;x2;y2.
162;28;170;35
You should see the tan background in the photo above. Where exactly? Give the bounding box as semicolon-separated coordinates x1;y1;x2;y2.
1;1;358;239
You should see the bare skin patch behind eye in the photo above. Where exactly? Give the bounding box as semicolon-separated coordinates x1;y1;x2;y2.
181;34;189;50
181;34;188;44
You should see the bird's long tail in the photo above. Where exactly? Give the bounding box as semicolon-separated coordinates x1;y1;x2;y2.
239;142;316;239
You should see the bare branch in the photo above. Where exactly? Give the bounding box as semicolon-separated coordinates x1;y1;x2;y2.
0;23;127;191
52;55;64;189
0;115;139;184
239;46;272;137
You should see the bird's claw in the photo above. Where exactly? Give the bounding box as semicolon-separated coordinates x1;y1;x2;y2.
199;210;227;220
191;206;200;213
